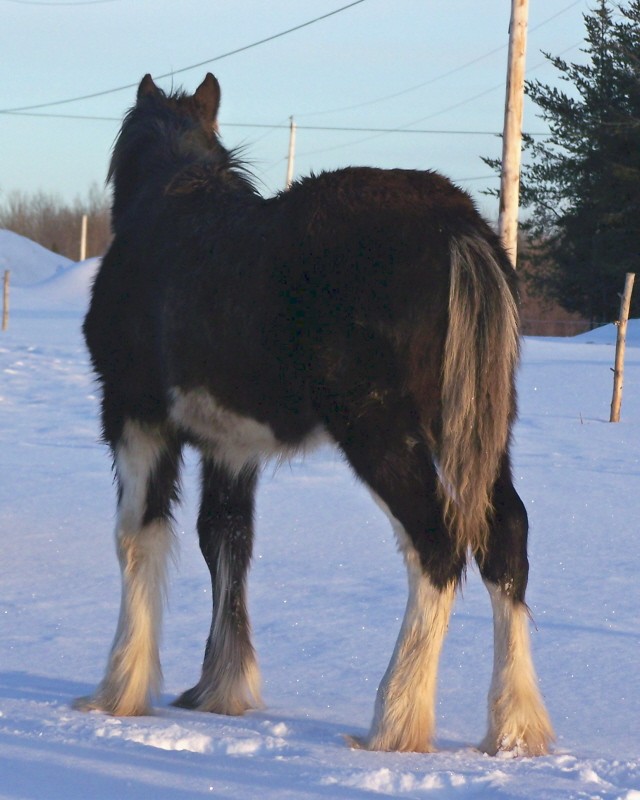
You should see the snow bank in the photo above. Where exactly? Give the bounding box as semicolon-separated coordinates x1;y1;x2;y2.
14;257;100;312
0;229;73;286
572;318;640;346
1;229;100;318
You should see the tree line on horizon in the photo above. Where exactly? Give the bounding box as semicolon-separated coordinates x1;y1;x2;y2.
0;184;111;262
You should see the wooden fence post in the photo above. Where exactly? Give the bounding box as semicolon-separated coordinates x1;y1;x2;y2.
2;270;9;332
80;214;88;262
610;272;635;422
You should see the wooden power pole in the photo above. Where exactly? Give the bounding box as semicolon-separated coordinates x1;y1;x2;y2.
285;117;297;190
499;0;529;267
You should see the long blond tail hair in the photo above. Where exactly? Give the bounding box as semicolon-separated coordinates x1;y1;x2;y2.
437;233;520;559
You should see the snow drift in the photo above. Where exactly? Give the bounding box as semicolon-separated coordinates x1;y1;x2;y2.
1;233;638;799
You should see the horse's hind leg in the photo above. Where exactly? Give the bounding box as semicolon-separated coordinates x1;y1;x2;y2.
174;458;261;715
326;402;464;752
75;419;181;716
360;506;459;753
477;455;554;755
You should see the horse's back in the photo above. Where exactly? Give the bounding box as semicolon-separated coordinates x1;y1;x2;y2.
286;166;488;241
270;166;494;374
277;165;505;323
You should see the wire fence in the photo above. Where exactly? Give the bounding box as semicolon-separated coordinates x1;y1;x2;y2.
521;317;592;337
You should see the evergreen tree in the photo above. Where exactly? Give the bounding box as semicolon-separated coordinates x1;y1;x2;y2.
485;0;640;323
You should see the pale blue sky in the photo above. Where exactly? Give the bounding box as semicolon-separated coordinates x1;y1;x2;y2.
1;0;590;219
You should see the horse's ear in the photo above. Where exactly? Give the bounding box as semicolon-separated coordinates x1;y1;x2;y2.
137;74;158;101
194;73;221;123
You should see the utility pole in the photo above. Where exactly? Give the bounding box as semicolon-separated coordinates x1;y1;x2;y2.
498;0;529;267
285;117;297;190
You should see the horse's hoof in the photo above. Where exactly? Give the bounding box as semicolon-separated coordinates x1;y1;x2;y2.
72;695;102;713
344;734;367;749
480;733;553;758
172;686;257;716
172;688;199;710
72;693;152;717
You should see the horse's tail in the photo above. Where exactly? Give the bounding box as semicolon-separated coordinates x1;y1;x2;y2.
437;232;520;559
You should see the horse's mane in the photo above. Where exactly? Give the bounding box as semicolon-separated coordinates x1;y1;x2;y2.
108;86;259;207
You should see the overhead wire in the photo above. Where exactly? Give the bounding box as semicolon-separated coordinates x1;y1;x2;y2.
0;0;367;113
2;31;581;140
1;0;589;192
4;0;119;5
1;0;585;120
287;1;587;160
1;109;550;136
293;39;582;161
0;37;581;169
295;0;586;119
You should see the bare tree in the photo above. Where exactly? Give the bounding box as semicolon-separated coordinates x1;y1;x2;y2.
0;184;111;260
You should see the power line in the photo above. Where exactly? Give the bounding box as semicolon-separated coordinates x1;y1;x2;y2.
4;0;119;4
294;42;580;160
0;110;550;136
1;42;578;165
296;0;586;119
2;111;119;121
457;175;498;182
240;125;546;136
0;0;367;113
296;45;509;120
398;43;581;131
1;0;584;117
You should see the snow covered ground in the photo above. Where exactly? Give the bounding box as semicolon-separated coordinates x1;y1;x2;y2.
1;234;639;799
0;229;72;287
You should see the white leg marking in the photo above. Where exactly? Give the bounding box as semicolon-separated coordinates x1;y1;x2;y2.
75;422;173;716
354;496;456;752
480;580;554;755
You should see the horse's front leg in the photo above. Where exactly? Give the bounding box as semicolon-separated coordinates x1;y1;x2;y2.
75;420;181;716
174;458;261;715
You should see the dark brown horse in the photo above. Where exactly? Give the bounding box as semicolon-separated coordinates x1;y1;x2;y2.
76;73;553;755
